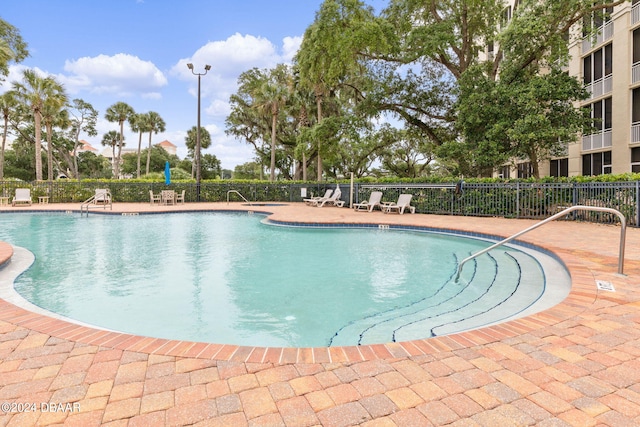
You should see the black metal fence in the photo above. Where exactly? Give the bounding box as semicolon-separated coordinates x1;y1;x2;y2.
2;180;639;226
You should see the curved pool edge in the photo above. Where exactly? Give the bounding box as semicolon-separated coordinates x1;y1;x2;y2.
0;206;602;364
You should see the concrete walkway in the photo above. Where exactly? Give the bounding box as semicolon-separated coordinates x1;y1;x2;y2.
0;203;639;426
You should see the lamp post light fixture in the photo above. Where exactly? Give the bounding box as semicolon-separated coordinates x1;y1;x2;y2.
187;63;211;202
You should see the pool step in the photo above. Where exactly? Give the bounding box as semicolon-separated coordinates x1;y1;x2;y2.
396;251;545;340
330;249;545;346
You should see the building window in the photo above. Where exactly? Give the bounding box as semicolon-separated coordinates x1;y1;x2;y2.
632;148;640;173
583;44;612;85
583;3;613;36
586;97;612;133
550;159;569;177
498;165;510;179
517;162;533;179
634;29;640;65
501;6;512;28
582;151;612;175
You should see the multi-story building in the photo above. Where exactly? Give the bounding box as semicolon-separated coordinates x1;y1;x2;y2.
495;0;637;178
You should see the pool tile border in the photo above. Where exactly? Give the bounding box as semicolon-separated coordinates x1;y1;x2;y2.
0;212;599;364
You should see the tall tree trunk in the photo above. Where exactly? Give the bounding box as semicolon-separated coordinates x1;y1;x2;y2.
302;152;307;181
315;93;323;182
1;115;7;181
270;111;277;182
529;149;540;179
146;132;153;175
136;131;143;178
46;123;54;181
34;111;43;181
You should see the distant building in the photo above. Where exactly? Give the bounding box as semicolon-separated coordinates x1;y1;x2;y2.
157;140;177;156
76;140;98;154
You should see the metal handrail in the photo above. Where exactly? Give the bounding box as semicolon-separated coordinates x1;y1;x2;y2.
455;205;627;281
80;190;113;215
227;190;251;205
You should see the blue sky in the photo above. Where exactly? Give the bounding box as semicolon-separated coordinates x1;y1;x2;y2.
1;0;387;169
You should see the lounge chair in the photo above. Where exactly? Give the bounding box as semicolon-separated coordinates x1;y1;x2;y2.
353;191;383;212
150;190;161;206
12;188;32;206
383;193;415;214
175;190;185;204
304;189;332;206
316;187;344;208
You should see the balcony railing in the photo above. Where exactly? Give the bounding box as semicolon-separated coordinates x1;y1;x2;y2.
582;21;614;52
582;129;613;151
633;2;640;26
632;121;640;143
634;61;640;85
586;74;613;99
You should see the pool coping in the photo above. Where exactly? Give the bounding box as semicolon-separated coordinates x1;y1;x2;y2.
0;205;601;364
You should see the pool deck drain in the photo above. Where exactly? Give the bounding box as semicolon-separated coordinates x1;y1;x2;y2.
1;202;640;426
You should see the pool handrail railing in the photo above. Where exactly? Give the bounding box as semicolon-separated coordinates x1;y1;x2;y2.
227;190;252;205
455;205;627;281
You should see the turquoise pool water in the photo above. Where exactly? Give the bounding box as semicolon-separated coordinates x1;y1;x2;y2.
0;212;570;347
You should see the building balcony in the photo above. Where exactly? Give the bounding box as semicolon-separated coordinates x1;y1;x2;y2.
632;122;640;143
633;2;640;26
585;75;612;99
582;21;613;52
582;129;612;151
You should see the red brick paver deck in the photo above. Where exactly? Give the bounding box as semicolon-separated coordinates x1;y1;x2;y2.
1;202;640;426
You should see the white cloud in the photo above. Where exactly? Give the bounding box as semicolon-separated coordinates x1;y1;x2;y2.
170;33;304;169
61;53;168;96
282;36;303;62
175;33;302;122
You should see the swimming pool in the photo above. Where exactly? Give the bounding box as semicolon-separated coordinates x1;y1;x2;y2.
0;211;570;347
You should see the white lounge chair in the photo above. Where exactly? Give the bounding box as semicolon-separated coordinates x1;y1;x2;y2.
383;194;415;214
353;191;383;212
12;188;32;206
150;190;162;206
304;189;332;206
316;187;344;208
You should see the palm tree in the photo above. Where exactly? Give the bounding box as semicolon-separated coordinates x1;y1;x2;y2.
145;111;166;175
130;112;150;178
185;126;212;178
12;69;66;180
105;102;135;178
101;130;121;178
254;65;290;181
41;91;69;181
0;91;18;180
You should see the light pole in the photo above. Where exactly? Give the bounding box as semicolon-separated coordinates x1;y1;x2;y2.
187;63;211;202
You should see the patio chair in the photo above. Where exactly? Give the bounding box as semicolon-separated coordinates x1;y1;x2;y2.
353;191;383;212
383;193;415;214
12;188;32;207
161;190;175;205
316;187;344;208
304;189;332;206
175;190;185;204
150;190;161;206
